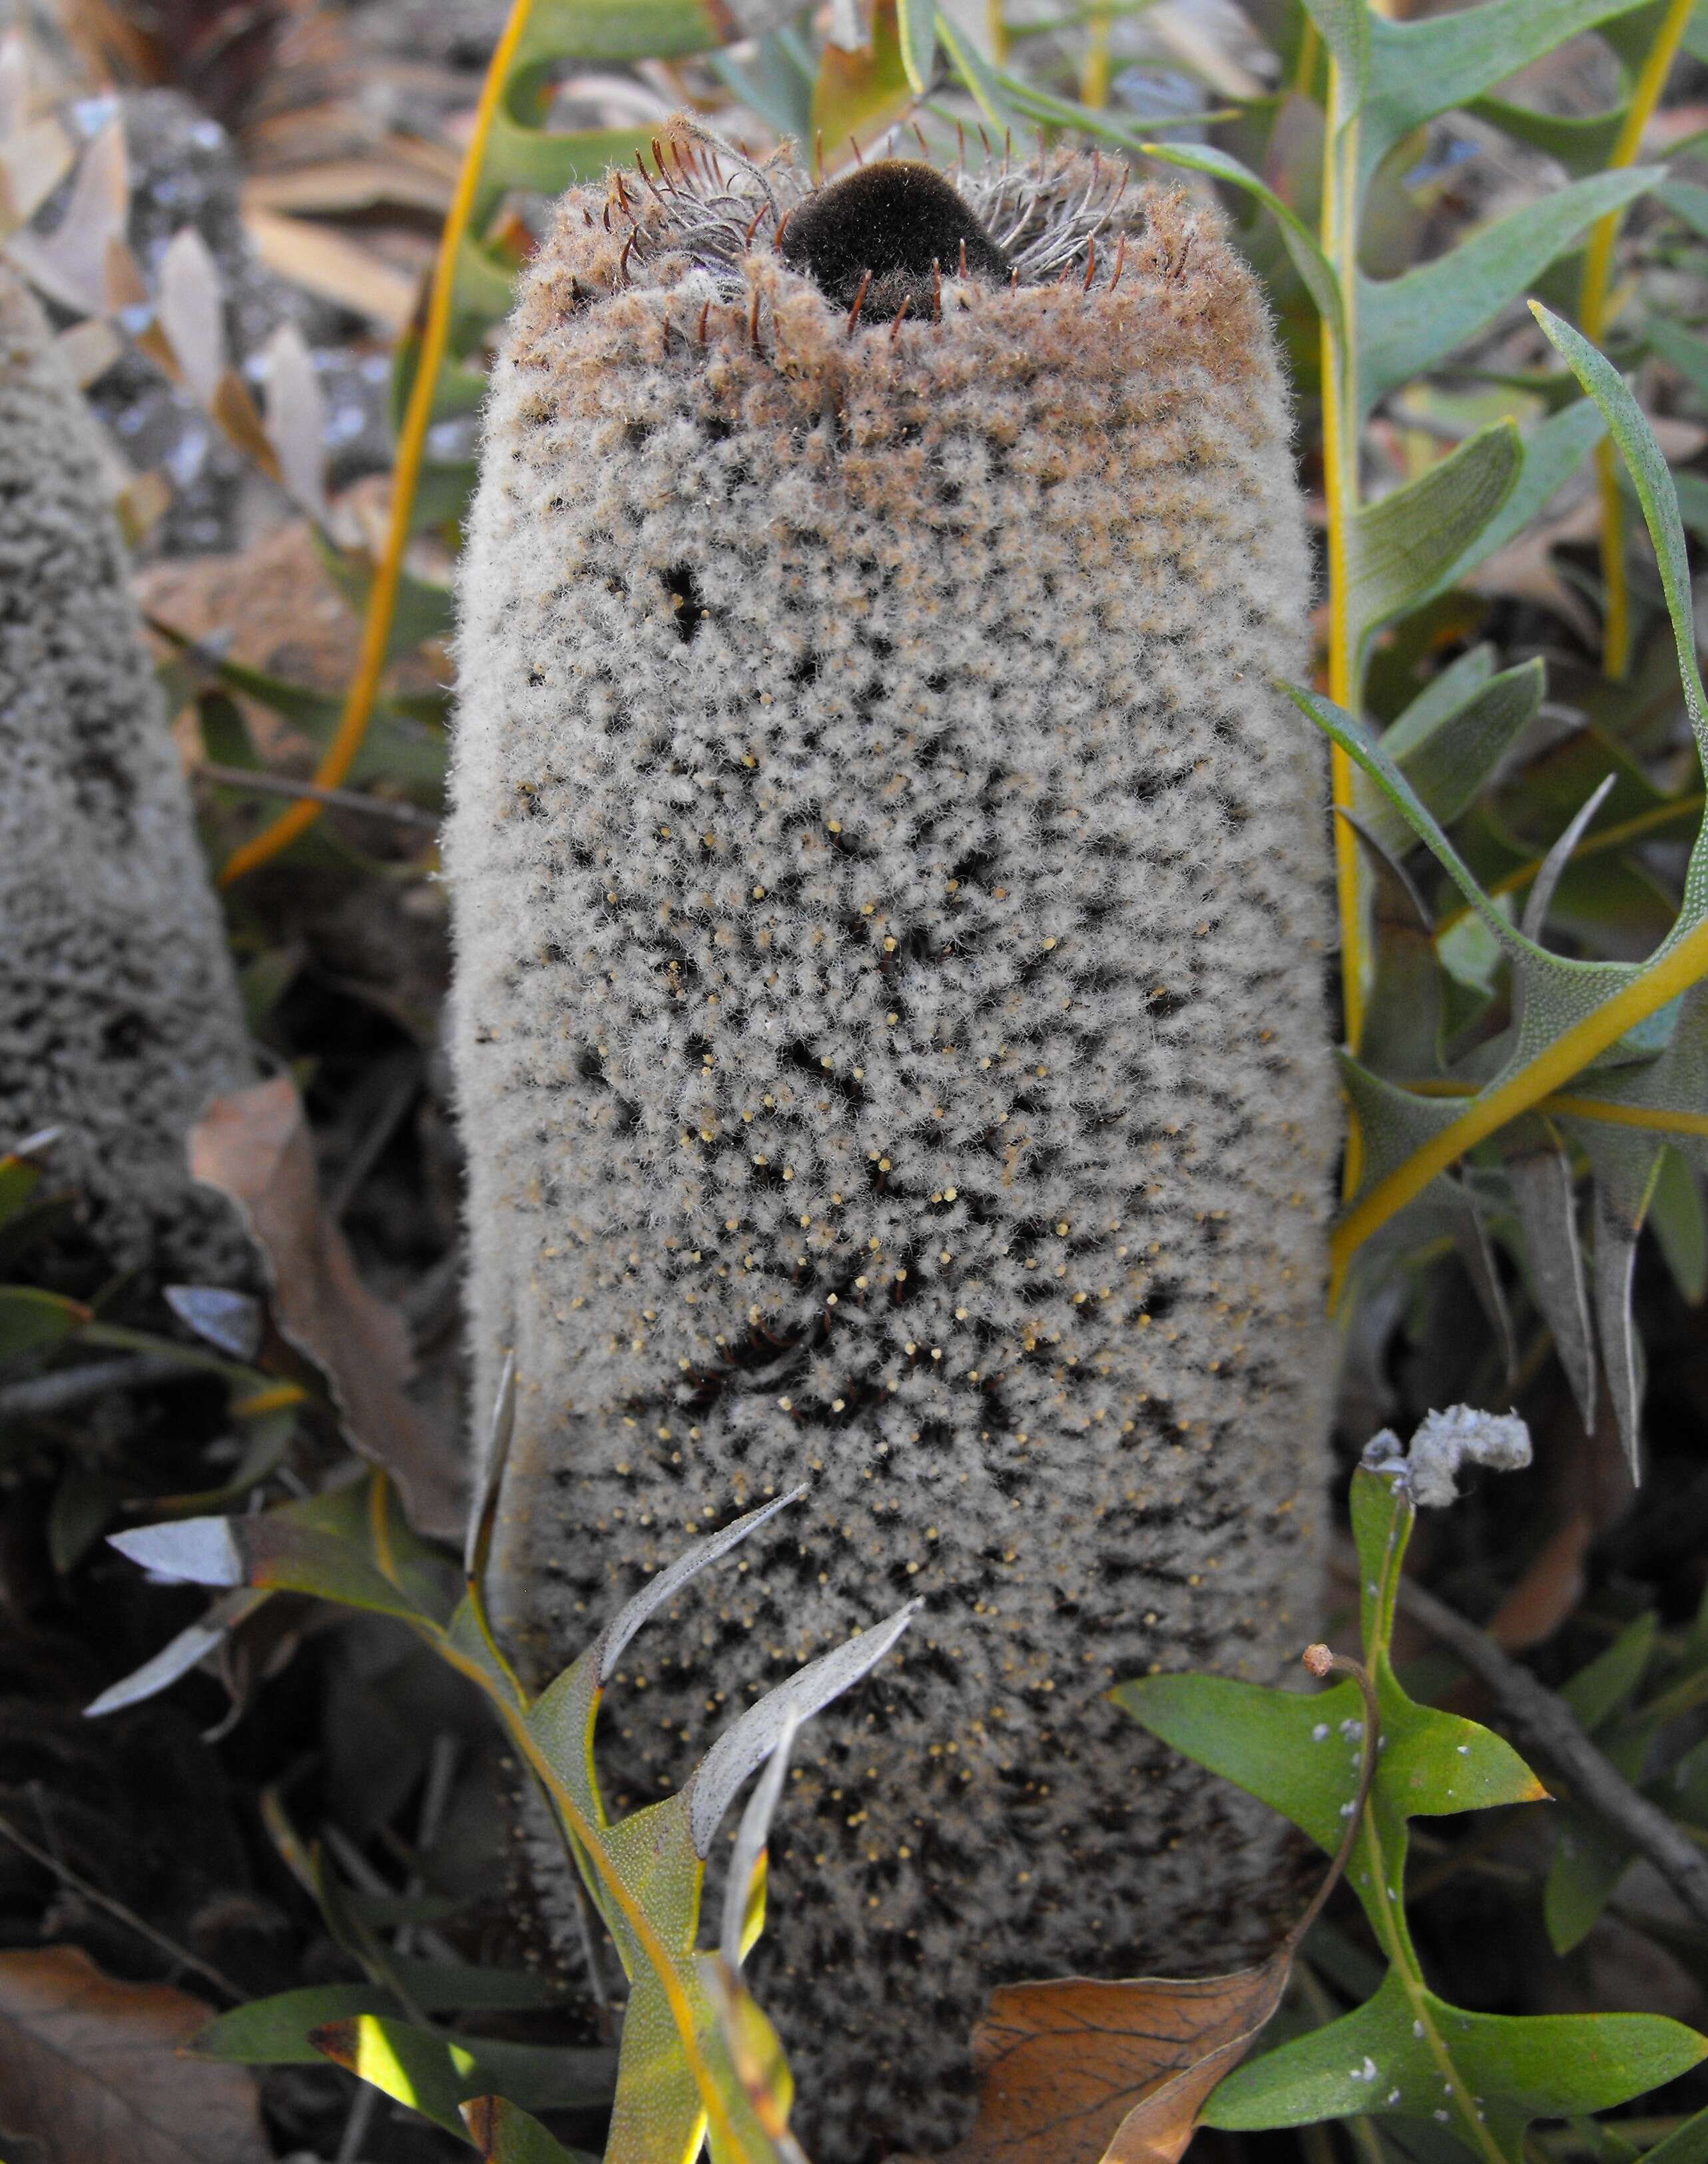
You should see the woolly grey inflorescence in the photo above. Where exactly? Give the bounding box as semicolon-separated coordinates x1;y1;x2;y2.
0;269;253;1279
449;129;1336;2159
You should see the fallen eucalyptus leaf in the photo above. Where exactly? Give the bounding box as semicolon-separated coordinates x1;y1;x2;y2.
0;1944;270;2164
188;1078;461;1535
922;1960;1292;2164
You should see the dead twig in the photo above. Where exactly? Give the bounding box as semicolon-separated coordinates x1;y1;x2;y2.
0;1809;244;2003
1396;1577;1708;1930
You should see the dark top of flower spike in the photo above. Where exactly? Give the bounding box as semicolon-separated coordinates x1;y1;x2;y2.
779;159;1009;314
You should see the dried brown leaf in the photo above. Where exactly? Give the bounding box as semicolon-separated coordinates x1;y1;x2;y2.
5;115;126;314
241;153;453;217
53;313;123;387
0;116;75;234
189;1076;461;1537
0;1944;269;2164
924;1956;1290;2164
208;368;282;482
156;224;226;406
115;468;172;547
104;236;178;378
242;205;418;330
260;319;327;519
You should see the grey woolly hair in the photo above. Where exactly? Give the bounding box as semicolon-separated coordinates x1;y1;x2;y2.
451;121;1336;2164
613;119;1135;300
0;268;254;1281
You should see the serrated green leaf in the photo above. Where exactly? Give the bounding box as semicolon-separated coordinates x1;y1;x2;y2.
1360;171;1660;414
1464;96;1626;179
1425;400;1607;601
1205;1964;1706;2155
1357;658;1542;865
1338;1057;1466;1193
1505;1128;1597;1430
1284;684;1555;968
1533;307;1708;781
1139;141;1344;342
1586;1131;1666;1477
1651;1144;1708;1301
1360;0;1655;186
1302;0;1370;109
521;1497;908;2164
1659;175;1708;242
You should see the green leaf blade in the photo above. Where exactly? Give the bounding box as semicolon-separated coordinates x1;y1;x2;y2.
1362;0;1657;183
1348;424;1522;650
1360;170;1661;414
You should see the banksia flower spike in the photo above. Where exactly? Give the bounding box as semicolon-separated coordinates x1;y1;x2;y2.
0;269;252;1278
449;127;1335;2155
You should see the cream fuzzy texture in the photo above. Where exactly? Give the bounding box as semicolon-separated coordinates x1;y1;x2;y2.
450;146;1336;2158
0;270;252;1277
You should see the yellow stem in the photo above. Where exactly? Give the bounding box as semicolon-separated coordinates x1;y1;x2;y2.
1290;19;1319;101
1577;0;1692;685
1080;0;1111;109
1319;46;1368;1197
1386;1076;1708;1138
986;0;1009;65
218;0;539;885
1538;1092;1708;1139
1593;443;1632;681
1330;911;1708;1300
